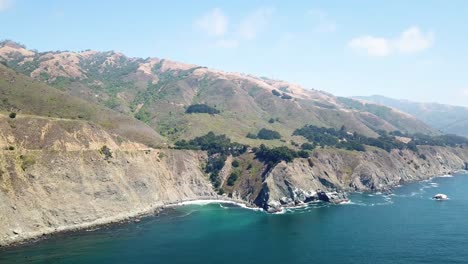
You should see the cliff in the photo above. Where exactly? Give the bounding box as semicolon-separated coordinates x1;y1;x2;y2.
256;146;468;211
1;114;467;246
0;114;216;246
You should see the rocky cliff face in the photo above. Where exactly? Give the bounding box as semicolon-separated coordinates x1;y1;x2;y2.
0;115;216;246
1;116;468;246
255;146;468;211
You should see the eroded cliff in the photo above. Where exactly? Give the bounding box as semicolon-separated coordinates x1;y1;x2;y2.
1;114;467;246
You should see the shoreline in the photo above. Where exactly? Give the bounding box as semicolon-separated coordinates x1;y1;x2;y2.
0;196;256;249
2;171;467;249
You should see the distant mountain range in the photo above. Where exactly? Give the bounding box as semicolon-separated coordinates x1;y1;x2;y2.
354;95;468;137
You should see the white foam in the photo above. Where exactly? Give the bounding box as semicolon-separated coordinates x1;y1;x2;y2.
171;199;264;212
438;174;453;178
337;200;352;205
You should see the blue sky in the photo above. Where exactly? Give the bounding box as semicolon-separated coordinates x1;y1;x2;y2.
1;0;468;106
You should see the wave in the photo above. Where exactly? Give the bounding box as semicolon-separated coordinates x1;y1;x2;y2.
172;199;264;212
438;174;454;178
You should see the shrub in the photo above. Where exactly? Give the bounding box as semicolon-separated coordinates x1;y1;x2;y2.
231;160;240;167
297;150;310;158
301;143;315;151
281;93;292;100
268;118;275;123
9;112;16;119
227;172;239;186
257;128;281;140
20;155;35;171
185;104;220;114
8;146;14;150
246;133;257;139
290;140;299;147
272;90;281;97
100;145;113;160
254;144;298;166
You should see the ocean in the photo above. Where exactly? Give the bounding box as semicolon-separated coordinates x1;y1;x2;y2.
1;173;467;264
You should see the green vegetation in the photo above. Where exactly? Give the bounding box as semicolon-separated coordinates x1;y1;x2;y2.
100;145;113;160
227;171;239;186
0;64;164;146
293;124;404;152
271;89;293;100
19;155;35;171
294;124;468;153
174;132;247;156
254;144;299;166
174;132;247;188
9;112;16;119
301;142;315;150
246;132;257;139
409;133;468;148
268;118;275;123
185;104;220;115
232;159;240;167
272;90;281;96
257;128;281;140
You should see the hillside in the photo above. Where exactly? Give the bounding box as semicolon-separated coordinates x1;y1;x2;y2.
0;64;165;147
0;40;437;147
354;95;468;137
1;40;468;246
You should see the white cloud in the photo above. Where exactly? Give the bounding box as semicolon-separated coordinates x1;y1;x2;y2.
348;26;434;57
215;39;239;49
238;8;274;40
0;0;13;11
194;8;228;36
194;7;274;49
348;36;391;57
395;26;434;54
307;9;336;33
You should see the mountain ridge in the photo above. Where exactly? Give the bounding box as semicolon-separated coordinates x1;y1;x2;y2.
354;95;468;137
0;40;437;144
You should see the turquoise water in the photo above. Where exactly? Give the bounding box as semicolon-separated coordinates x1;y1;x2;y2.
1;174;468;264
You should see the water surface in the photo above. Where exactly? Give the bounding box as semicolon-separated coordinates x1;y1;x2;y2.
1;174;468;264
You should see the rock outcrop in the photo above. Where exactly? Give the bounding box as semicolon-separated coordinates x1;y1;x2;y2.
252;146;468;210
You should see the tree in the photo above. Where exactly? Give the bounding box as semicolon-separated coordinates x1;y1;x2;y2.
301;143;315;151
185;104;220;114
257;128;281;140
272;90;281;97
9;112;16;119
227;172;239;186
231;159;240;167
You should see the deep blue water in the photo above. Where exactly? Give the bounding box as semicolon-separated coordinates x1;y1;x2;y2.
1;174;468;264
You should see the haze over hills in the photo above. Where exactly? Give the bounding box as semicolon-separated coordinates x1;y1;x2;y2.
0;40;437;146
354;95;468;138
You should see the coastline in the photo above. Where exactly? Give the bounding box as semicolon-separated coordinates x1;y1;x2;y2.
0;196;256;249
2;170;467;249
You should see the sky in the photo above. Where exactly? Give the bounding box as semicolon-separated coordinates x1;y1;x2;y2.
1;0;468;106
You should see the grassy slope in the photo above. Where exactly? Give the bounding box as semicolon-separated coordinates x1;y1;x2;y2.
0;64;165;147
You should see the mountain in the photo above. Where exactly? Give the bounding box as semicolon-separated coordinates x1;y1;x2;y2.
0;40;437;146
354;95;468;137
1;40;468;247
